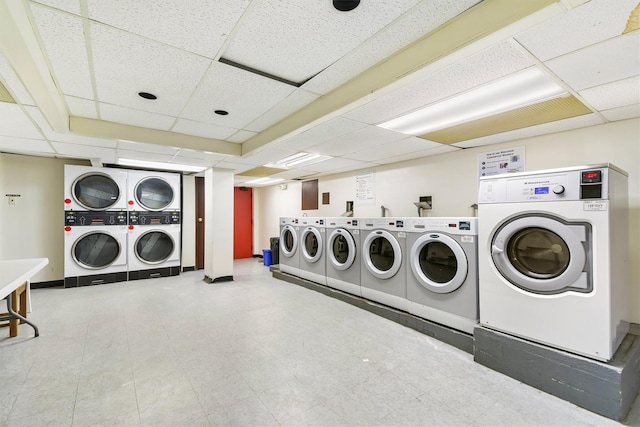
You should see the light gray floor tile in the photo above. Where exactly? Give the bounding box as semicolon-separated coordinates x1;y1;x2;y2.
257;378;327;422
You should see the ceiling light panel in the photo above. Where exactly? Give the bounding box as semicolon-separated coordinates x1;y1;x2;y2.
303;0;481;94
29;4;93;99
180;62;296;129
90;22;211;116
543;33;640;91
344;39;535;125
172;119;239;141
244;89;319;133
278;117;367;151
86;0;250;59
0;103;44;139
0;52;35;105
514;0;640;61
99;103;176;131
579;75;640;111
0;135;55;154
221;0;423;84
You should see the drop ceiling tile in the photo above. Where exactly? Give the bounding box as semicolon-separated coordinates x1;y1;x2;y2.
454;113;604;148
117;140;180;156
514;0;640;61
99;103;176;131
245;89;319;132
0;135;54;154
307;125;411;157
344;39;535;125
269;169;319;180
304;0;481;94
180;62;296;129
341;136;442;162
175;149;231;163
86;0;250;58
172;119;238;140
30;4;94;99
316;162;379;176
377;144;460;164
90;22;211;116
209;161;256;174
579;75;640;111
65;96;97;119
31;0;81;15
169;155;220;168
544;33;640;91
0;53;35;105
236;148;298;166
116;149;176;163
0;103;44;139
227;129;257;143
601;104;640;122
51;141;117;163
294;157;371;173
223;0;424;84
278;117;367;151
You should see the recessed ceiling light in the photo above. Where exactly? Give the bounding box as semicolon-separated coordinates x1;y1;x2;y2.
138;92;157;100
214;110;229;116
333;0;360;12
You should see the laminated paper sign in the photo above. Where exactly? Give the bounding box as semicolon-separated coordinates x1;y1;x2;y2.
478;146;525;178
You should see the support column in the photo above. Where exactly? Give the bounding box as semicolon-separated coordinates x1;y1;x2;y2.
203;168;234;283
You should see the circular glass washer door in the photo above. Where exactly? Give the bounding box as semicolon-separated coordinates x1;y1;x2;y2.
410;233;468;294
135;230;175;264
72;172;121;210
135;177;174;211
362;230;402;280
491;216;589;294
328;228;356;271
72;231;121;269
301;227;323;263
280;225;298;258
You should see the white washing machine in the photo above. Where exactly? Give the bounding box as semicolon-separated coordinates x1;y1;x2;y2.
64;165;128;211
279;217;300;277
478;164;629;361
297;217;326;284
360;218;407;311
128;211;181;280
63;211;128;287
405;217;478;334
126;169;181;212
325;217;361;296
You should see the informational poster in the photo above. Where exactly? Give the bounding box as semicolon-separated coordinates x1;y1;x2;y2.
355;170;375;205
478;146;525;178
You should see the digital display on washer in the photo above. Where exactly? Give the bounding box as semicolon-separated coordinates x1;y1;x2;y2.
534;187;549;195
581;170;602;184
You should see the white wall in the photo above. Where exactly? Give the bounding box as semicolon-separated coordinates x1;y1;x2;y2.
0;153;88;282
254;118;640;322
181;174;196;269
204;168;234;280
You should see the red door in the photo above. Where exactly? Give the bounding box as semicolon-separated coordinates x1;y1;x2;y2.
234;187;253;259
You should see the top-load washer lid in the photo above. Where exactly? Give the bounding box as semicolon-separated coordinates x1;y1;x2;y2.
363;229;402;279
328;228;356;270
491;214;591;294
73;172;121;211
135;230;175;264
72;231;121;269
301;226;323;263
410;233;468;294
280;224;298;258
135;177;175;211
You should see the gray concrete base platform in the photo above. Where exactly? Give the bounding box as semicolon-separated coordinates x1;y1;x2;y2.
474;325;640;421
271;267;473;354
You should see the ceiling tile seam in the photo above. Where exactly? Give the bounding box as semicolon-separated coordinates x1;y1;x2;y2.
80;2;100;121
210;0;259;62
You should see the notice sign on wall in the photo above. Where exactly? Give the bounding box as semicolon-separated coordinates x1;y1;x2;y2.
356;170;375;205
478;146;525;178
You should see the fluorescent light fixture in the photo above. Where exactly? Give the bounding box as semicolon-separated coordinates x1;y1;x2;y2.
117;158;206;173
266;152;332;169
378;68;567;135
245;177;285;185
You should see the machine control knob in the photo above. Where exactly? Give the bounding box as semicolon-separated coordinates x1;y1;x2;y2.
553;185;565;194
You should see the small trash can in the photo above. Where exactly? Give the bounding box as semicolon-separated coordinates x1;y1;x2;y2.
270;237;280;265
262;249;273;266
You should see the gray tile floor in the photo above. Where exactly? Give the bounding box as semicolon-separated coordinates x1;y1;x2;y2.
1;258;639;427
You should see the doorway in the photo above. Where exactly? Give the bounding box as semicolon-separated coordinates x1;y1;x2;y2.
234;187;253;259
195;177;205;270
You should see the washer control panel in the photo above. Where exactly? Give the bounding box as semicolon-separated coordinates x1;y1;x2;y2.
129;210;181;225
65;210;127;226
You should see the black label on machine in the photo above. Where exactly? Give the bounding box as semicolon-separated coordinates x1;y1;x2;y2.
65;210;128;226
129;210;181;225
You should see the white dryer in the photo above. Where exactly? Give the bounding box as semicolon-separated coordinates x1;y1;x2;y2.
279;217;300;277
128;211;181;280
63;211;128;287
360;218;407;311
64;165;128;211
325;217;361;296
405;217;479;334
297;217;326;284
126;169;181;212
478;164;629;361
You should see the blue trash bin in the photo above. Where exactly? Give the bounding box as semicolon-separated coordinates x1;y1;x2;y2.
262;249;273;266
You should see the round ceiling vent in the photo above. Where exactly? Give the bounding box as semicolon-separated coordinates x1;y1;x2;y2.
333;0;360;12
138;92;157;100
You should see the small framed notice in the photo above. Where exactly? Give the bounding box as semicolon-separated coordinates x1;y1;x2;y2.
478;146;525;178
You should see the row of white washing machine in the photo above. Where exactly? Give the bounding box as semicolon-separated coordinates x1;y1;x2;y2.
279;164;630;362
63;165;181;287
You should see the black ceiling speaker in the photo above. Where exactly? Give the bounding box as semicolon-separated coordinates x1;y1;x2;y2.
333;0;360;12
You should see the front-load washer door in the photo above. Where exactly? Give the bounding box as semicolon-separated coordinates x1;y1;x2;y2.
280;225;298;258
135;230;175;265
73;172;121;211
135;177;174;211
363;230;402;279
72;231;122;269
328;228;356;271
491;214;591;294
410;233;468;294
301;227;323;263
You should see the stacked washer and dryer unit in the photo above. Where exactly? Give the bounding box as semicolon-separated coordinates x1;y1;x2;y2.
64;165;182;286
